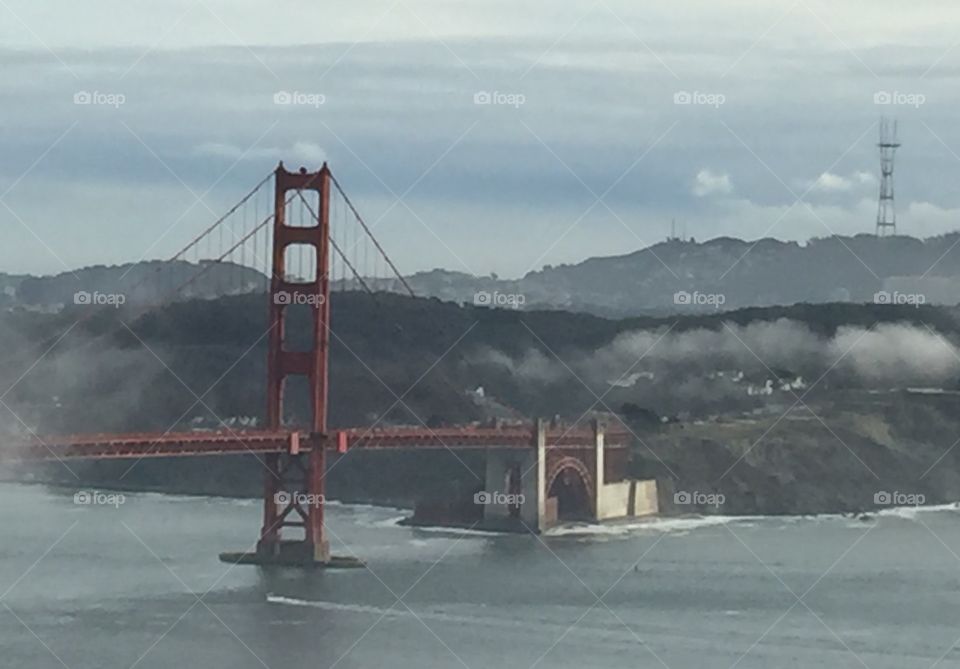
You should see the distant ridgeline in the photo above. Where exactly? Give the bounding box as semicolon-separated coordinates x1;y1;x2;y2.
401;233;960;316
2;261;267;311
5;233;960;316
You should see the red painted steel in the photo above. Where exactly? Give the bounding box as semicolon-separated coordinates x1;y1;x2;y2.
261;162;332;561
7;425;632;461
266;162;331;433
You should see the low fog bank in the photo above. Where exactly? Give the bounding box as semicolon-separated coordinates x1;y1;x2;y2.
473;319;960;420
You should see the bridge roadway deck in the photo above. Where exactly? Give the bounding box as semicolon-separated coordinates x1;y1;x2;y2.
7;424;633;461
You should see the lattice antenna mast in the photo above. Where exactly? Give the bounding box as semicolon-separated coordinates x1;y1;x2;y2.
876;117;900;237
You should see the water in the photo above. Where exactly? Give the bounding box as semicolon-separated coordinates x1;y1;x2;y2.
4;482;960;668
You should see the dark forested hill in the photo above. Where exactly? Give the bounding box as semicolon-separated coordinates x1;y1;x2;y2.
2;291;959;435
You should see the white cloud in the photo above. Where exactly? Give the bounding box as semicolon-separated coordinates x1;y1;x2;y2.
810;171;877;193
693;169;733;197
813;172;853;192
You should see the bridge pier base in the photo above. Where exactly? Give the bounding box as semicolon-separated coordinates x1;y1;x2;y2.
481;446;544;532
221;436;362;568
478;420;547;532
253;448;332;565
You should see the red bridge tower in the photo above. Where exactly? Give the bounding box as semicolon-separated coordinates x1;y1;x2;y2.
257;163;332;564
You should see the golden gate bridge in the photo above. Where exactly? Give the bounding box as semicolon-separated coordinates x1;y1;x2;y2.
4;163;635;567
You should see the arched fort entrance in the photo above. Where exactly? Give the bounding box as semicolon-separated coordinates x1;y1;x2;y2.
546;457;593;521
477;419;659;531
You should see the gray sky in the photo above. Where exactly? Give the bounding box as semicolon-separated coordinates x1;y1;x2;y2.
3;0;960;278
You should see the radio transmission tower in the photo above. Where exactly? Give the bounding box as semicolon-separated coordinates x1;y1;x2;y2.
876;118;900;237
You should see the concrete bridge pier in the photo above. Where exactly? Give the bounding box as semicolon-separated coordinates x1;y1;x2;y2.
480;422;546;532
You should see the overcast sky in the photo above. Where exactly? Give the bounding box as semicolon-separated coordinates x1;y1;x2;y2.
3;0;960;278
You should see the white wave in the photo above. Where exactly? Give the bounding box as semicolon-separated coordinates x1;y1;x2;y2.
265;595;608;638
357;514;408;528
545;515;758;537
324;500;409;514
547;502;960;538
268;595;522;630
407;525;502;537
263;595;807;655
224;498;260;507
268;596;401;617
874;502;960;520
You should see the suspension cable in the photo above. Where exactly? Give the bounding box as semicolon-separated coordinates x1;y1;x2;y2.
328;172;414;297
295;191;373;294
